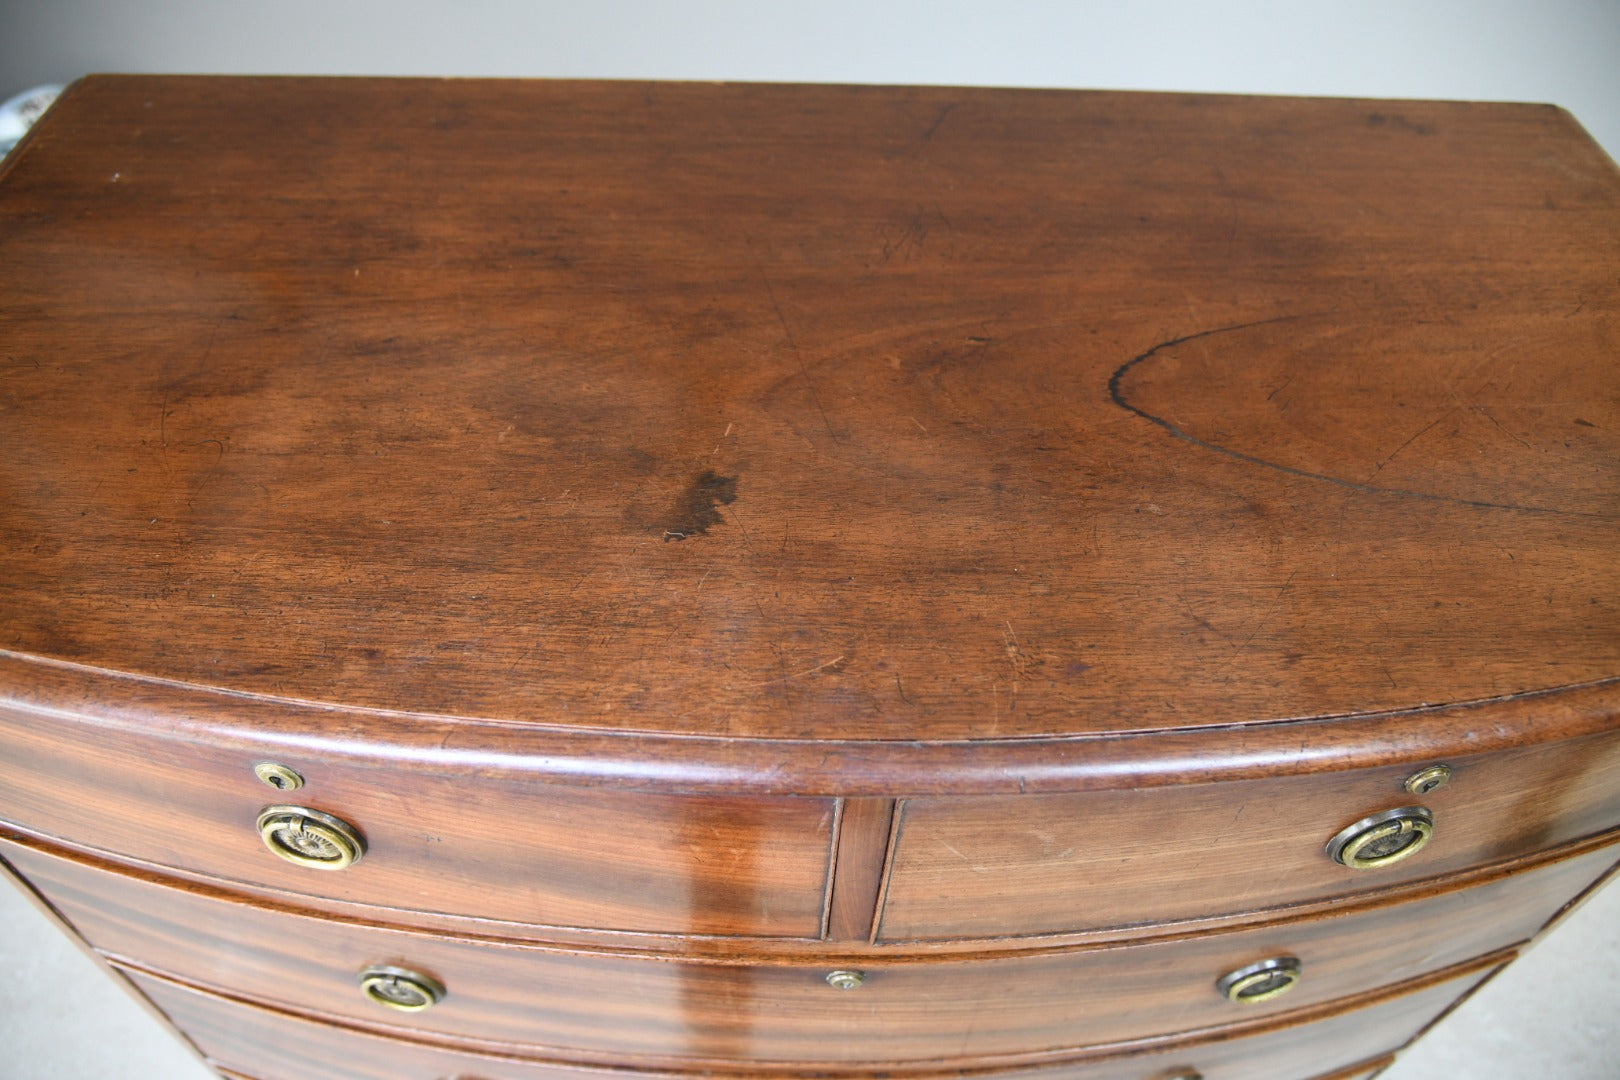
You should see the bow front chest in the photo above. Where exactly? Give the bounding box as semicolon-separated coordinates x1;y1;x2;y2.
2;75;1618;1080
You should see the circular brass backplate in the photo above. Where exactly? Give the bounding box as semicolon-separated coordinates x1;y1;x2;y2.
825;969;866;990
257;805;366;870
1325;806;1434;870
1216;956;1302;1004
357;964;446;1012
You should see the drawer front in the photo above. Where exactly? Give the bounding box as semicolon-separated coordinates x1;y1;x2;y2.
879;730;1620;940
126;961;1496;1080
12;833;1608;1065
0;704;833;937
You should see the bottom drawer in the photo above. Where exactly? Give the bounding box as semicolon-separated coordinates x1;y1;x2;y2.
215;1059;1392;1080
126;957;1498;1080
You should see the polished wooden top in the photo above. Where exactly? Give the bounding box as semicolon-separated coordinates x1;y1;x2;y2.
1;76;1616;746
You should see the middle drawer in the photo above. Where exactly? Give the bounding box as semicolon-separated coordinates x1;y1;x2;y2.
8;833;1615;1069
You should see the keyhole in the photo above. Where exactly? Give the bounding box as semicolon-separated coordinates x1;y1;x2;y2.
253;763;305;791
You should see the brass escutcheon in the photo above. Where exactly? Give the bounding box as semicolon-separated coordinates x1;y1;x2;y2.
357;964;446;1012
1325;806;1434;870
252;762;305;791
1216;956;1302;1004
1404;764;1452;795
825;969;866;990
257;805;366;870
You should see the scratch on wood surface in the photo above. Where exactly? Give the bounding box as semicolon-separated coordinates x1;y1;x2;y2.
1364;413;1446;484
0;355;42;377
770;638;797;727
878;205;951;265
760;269;838;441
922;102;955;141
729;655;846;689
1242;570;1300;648
710;421;736;456
936;837;988;873
1178;593;1235;650
958;1001;983;1056
1472;403;1533;450
1002;621;1027;706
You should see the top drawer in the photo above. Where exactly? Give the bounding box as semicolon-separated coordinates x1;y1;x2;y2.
878;727;1620;940
0;700;833;938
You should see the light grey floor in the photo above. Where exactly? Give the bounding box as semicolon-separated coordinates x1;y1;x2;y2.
0;867;1615;1079
1383;874;1620;1080
0;875;215;1079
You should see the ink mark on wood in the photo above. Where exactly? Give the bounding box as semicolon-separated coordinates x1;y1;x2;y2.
661;470;738;541
1366;111;1437;137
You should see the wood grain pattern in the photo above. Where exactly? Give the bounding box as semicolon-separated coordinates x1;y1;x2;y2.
122;957;1502;1080
0;700;834;938
1;76;1616;747
6;831;1609;1068
880;729;1620;939
826;797;895;941
3;650;1618;798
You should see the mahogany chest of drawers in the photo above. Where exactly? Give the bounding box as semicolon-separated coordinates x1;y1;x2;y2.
1;75;1617;1080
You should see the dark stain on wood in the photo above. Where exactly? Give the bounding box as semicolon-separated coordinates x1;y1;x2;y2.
661;470;738;541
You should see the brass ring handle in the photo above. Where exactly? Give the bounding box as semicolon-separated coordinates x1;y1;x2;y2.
358;964;446;1011
257;805;366;870
1325;806;1434;869
1216;956;1302;1004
